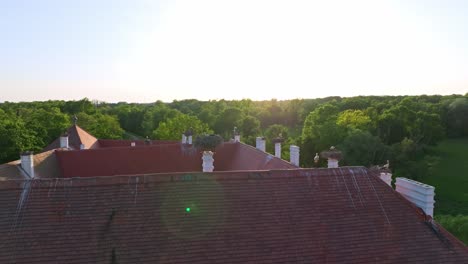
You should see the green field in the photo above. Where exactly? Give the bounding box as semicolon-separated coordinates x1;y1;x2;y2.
424;138;468;244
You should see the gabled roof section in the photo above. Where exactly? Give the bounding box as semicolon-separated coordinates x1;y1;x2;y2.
55;142;295;178
0;150;61;180
43;125;98;151
0;167;466;263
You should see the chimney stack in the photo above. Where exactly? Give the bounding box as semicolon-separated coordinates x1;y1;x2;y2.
273;135;284;159
379;172;392;186
80;144;86;150
182;134;187;144
290;145;300;166
184;128;193;145
395;178;435;217
202;151;214;172
20;151;34;178
131;142;136;147
60;133;69;149
233;127;240;142
256;137;266;152
321;146;342;168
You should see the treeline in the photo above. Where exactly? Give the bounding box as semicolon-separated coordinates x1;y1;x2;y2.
1;95;467;180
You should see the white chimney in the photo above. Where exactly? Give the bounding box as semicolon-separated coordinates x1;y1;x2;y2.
188;135;193;145
80;144;86;150
20;152;34;178
395;178;435;217
182;134;187;144
256;137;266;152
379;172;392;186
328;158;339;168
131;142;136;147
290;145;300;166
274;142;282;158
202;151;214;172
60;134;69;148
234;135;240;142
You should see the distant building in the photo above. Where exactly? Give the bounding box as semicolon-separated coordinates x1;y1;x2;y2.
0;125;466;263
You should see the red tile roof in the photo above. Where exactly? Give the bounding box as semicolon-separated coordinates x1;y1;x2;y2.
43;125;98;151
0;168;466;263
55;142;296;178
98;139;179;148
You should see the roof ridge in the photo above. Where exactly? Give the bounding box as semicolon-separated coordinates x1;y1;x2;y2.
0;167;369;189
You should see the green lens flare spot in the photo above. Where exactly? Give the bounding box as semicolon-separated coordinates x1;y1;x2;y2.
185;207;191;213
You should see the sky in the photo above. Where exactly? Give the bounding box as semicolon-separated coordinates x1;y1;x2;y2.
0;0;467;102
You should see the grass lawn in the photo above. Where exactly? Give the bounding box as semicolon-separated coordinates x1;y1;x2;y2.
424;138;468;244
425;138;468;215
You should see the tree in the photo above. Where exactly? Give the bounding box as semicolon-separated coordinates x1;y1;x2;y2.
338;130;389;167
153;113;212;140
445;98;468;137
214;107;244;139
76;112;124;139
336;109;372;131
0;115;42;163
240;115;261;145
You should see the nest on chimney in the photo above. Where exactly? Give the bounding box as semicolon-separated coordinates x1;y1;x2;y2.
320;146;343;160
194;134;223;152
184;128;194;137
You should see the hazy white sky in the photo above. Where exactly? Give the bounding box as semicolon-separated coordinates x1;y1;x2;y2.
1;0;467;102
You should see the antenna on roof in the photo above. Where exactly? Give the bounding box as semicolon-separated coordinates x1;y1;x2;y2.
73;115;78;125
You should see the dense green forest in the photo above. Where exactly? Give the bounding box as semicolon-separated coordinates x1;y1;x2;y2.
1;95;468;243
2;95;467;176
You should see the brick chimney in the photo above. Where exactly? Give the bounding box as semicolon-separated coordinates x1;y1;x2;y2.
395;178;435;217
256;137;266;152
290;145;300;166
20;151;34;178
202;151;214;172
60;133;69;148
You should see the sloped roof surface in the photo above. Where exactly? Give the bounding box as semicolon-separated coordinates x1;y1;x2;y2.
0;150;61;180
55;142;296;177
43;125;98;151
98;139;179;148
0;168;466;263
